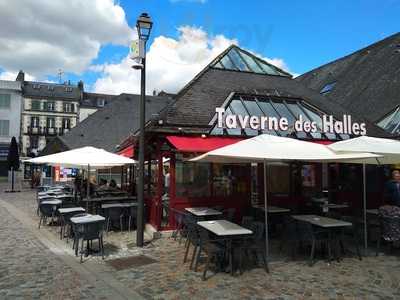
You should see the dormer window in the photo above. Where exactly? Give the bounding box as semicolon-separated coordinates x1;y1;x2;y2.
320;82;336;94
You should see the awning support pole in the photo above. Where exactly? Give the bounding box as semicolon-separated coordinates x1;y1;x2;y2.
263;160;270;273
363;163;367;250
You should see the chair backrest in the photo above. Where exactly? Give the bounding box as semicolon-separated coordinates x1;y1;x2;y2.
380;216;400;242
282;216;298;240
39;203;55;217
105;207;124;219
241;216;254;229
249;221;265;240
295;220;314;240
223;208;236;222
82;220;105;240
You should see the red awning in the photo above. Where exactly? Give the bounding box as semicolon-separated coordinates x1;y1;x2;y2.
166;136;242;153
117;145;134;158
311;140;333;145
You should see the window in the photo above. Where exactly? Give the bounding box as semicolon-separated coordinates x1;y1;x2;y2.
46;102;55;111
31;117;39;128
210;94;341;140
46;118;55;128
0;120;10;136
62;118;71;129
31;100;41;110
176;160;211;198
64;103;74;112
30;136;39;148
97;99;105;107
320;82;336;94
0;94;11;109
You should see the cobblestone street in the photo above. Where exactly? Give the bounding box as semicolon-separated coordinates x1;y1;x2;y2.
1;185;400;299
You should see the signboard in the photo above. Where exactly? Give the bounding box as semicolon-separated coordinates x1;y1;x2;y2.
215;107;367;136
129;39;144;62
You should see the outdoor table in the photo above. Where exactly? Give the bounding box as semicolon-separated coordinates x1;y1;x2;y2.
291;214;352;228
70;215;105;257
101;202;137;209
82;196;137;214
58;207;86;239
185;207;223;219
70;214;105;224
366;209;379;215
58;207;85;214
292;214;354;263
197;220;253;275
41;199;63;206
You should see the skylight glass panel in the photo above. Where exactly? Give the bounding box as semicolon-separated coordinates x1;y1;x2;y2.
229;99;257;136
239;51;264;73
243;98;277;135
228;48;250;71
382;108;400;134
320;82;336;94
220;55;237;70
224;107;241;135
377;107;399;131
271;101;307;138
301;103;337;140
286;101;321;139
213;61;224;69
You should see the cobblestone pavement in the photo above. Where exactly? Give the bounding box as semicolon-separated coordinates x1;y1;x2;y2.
2;185;400;299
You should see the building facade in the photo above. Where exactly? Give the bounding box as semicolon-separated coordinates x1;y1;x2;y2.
20;80;81;157
0;80;23;176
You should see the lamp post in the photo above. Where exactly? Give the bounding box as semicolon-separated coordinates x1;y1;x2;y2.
135;13;153;247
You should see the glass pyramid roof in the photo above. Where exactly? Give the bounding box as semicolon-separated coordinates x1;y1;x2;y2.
210;46;291;77
377;106;400;134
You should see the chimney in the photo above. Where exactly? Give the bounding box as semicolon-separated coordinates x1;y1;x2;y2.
78;80;84;101
16;70;25;82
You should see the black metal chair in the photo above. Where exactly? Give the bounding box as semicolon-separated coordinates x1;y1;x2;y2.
183;215;199;264
223;208;236;222
279;216;299;259
74;220;106;263
103;206;124;232
295;220;331;266
238;221;269;273
376;215;400;255
241;216;254;229
194;227;226;280
38;203;57;229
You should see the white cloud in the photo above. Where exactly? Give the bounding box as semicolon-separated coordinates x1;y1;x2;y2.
0;71;35;81
0;0;133;77
93;26;295;95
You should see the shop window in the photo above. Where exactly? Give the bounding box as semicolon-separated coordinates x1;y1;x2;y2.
268;163;290;195
212;164;250;197
176;160;211;198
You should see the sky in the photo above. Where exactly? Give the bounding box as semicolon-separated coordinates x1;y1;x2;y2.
0;0;398;95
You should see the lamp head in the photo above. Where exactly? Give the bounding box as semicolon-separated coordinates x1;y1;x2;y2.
136;13;153;41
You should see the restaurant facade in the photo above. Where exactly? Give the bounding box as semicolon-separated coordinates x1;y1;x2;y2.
117;45;392;231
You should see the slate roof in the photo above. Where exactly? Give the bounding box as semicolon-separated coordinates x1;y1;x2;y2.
42;93;172;153
81;92;116;108
23;81;81;100
150;60;390;138
296;32;400;123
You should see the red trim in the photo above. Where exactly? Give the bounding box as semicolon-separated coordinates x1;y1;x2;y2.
310;140;333;145
117;146;134;158
166;136;242;153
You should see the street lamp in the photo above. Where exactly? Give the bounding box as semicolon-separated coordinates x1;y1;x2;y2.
136;13;152;247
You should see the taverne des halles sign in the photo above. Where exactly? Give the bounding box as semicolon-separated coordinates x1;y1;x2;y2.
215;107;367;135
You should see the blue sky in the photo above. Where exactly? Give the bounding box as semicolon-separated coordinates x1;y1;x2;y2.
0;0;399;94
120;0;400;72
